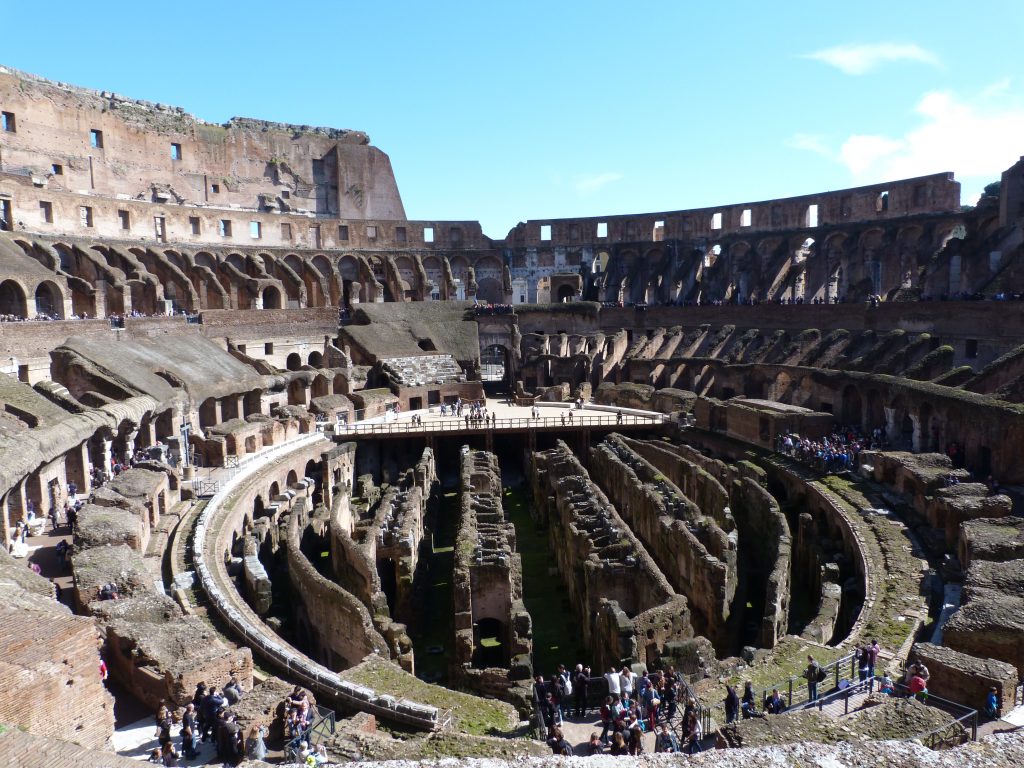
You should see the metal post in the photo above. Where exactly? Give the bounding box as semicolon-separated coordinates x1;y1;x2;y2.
787;679;793;706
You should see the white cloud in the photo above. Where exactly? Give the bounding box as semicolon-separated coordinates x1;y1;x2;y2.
837;87;1024;182
789;83;1024;193
785;133;832;157
573;172;623;194
802;42;940;75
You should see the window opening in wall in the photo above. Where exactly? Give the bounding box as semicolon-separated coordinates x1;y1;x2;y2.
79;206;93;228
840;195;852;218
189;216;201;235
740;208;752;227
771;205;782;225
281;222;292;240
597;222;608;238
806;203;819;227
876;191;889;212
711;243;722;256
338;224;349;241
965;339;978;359
118;209;131;230
51;164;63;176
154;216;166;242
450;226;462;244
913;184;927;207
711;212;722;230
281;190;290;199
264;342;274;355
250;220;261;239
395;226;407;243
170;143;182;160
1;112;15;132
211;183;220;194
540;224;552;241
653;220;665;241
423;226;434;242
89;129;103;148
218;219;232;237
310;225;321;248
0;199;10;231
39;201;53;224
366;225;377;239
570;224;580;241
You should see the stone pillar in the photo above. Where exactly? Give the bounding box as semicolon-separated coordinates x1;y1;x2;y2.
124;428;139;460
884;407;897;443
101;438;113;477
910;415;922;453
94;279;108;318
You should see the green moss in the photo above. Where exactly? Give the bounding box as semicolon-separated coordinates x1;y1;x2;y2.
342;656;516;736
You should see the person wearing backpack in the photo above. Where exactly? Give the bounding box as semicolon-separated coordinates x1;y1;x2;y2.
804;655;824;702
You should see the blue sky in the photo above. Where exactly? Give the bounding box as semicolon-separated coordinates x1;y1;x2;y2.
5;1;1023;237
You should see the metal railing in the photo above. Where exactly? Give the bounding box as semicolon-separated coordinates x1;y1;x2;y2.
892;682;977;748
336;412;666;436
307;705;336;747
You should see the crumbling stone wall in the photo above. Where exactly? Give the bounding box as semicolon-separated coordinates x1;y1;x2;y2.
910;642;1018;714
451;449;533;708
285;497;391;671
589;434;736;649
530;441;693;670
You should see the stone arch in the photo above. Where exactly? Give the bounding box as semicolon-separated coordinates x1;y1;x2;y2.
476;277;503;303
918;401;935;452
262;285;282;309
889;395;913;449
243;389;263;416
198;398;217;428
769;370;793;401
287;378;306;405
286;469;299;487
0;279;28;317
311;374;329;399
308;351;323;367
286;353;302;371
34;280;65;319
556;284;575;302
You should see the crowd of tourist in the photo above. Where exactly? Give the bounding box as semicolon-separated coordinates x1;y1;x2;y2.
472;302;514;315
533;662;706;756
776;426;883;474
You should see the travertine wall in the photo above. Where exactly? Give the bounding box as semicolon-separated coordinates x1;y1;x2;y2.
910;642;1018;714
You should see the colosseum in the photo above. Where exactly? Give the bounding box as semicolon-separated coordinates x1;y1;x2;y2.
1;63;1024;766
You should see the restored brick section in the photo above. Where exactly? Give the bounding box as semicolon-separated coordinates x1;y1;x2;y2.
0;548;114;750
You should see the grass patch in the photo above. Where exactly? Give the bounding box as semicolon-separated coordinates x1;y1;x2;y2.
341;655;517;736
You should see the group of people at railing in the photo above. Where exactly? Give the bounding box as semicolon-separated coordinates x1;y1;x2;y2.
777;425;881;473
472;302;514;316
535;662;706;756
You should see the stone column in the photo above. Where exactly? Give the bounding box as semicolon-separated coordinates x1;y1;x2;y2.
910;415;922;453
101;438;113;477
884;407;897;444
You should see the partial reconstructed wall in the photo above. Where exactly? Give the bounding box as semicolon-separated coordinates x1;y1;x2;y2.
0;547;115;750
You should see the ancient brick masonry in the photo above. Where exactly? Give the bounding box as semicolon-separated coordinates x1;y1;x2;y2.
529;440;692;671
452;449;533;704
0;547;114;751
589;433;737;650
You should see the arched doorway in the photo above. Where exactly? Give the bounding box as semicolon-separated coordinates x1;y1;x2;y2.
286;353;302;371
481;344;509;383
34;281;64;319
262;285;282;309
308;351;323;367
556;284;575;302
0;280;27;318
472;617;508;668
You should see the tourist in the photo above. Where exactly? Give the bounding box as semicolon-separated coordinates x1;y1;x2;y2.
724;684;740;723
627;718;644;755
201;686;225;741
741;681;760;718
654;722;679;752
246;724;268;761
619;666;634;700
147;747;163;764
587;731;604;755
154;701;173;746
879;676;895;695
857;645;871;682
573;663;590;718
598;695;614;743
181;703;198;758
804;655;824;702
605;666;621;699
765;688;786;714
609;731;628;756
868;639;881;678
160;739;180;766
985;687;999;719
223;675;243;705
908;671;928;702
547;726;573;756
682;709;702;754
